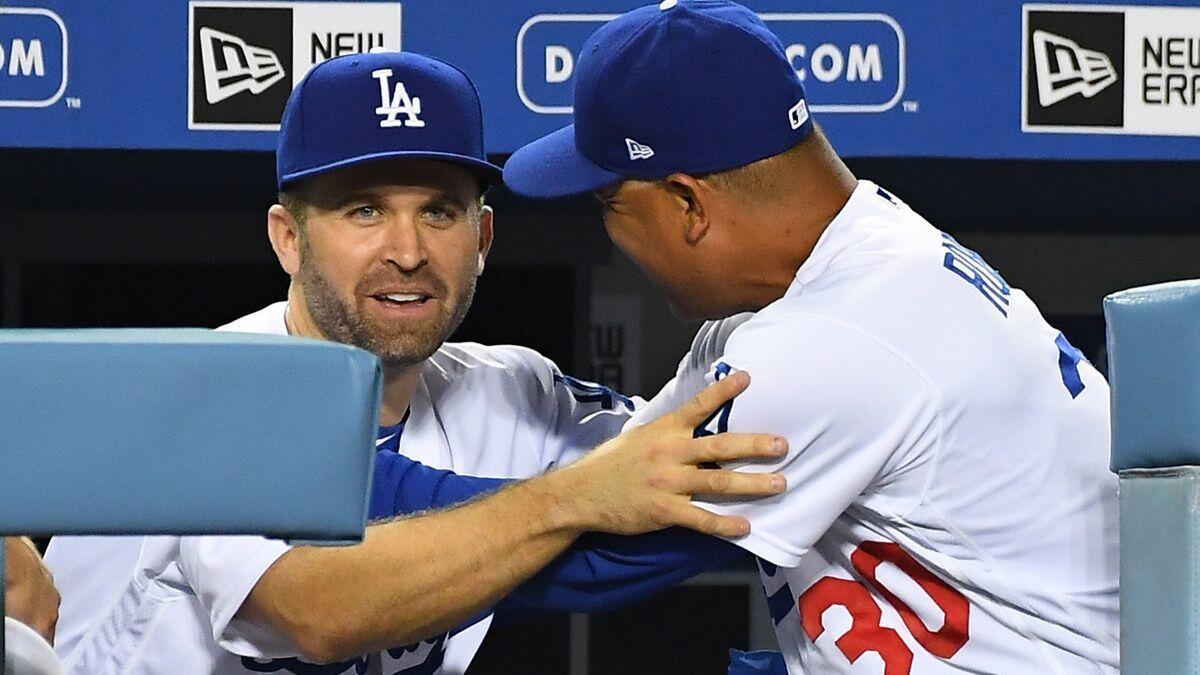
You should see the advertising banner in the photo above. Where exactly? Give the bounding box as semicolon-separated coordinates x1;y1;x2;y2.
0;0;1196;159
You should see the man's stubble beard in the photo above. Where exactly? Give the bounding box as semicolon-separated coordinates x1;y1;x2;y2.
296;236;476;369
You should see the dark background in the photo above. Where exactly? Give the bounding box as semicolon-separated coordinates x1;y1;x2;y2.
4;148;1196;363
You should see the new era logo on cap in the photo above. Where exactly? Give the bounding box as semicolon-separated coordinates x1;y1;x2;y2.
503;0;814;199
625;137;655;160
199;27;287;105
1032;30;1117;107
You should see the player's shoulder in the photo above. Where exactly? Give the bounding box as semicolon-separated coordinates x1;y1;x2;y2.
427;342;559;386
810;185;945;287
215;302;287;335
736;183;965;353
718;310;939;448
687;313;754;369
423;343;571;416
728;305;900;360
724;302;934;399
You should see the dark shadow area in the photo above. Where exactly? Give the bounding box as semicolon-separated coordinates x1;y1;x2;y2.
0;149;1197;234
18;262;577;371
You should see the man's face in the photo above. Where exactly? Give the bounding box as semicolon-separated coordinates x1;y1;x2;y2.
289;159;490;368
597;180;715;320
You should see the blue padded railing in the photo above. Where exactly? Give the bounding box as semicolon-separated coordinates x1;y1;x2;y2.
1105;280;1200;674
0;329;381;665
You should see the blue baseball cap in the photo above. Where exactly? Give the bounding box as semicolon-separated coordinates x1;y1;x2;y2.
504;0;814;199
277;51;502;191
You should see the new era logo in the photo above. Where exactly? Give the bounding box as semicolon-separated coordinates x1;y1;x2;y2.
1024;9;1124;129
1032;30;1117;107
199;27;286;104
625;137;654;160
190;2;402;130
190;4;293;128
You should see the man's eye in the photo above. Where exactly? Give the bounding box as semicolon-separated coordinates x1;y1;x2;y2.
425;206;457;222
349;205;379;219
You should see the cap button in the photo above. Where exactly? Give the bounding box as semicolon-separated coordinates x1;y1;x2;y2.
659;0;678;10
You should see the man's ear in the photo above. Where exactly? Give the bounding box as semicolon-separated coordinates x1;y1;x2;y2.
476;205;495;275
267;204;302;276
662;173;711;246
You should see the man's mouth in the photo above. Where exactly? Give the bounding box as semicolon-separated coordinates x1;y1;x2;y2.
374;292;432;306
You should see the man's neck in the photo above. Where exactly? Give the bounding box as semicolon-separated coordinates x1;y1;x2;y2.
379;364;422;426
284;285;422;427
725;174;856;314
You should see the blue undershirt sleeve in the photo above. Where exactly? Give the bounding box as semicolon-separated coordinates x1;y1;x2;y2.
369;449;508;520
369;450;749;622
494;527;747;621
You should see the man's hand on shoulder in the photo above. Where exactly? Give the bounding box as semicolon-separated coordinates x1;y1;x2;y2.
542;370;787;538
236;373;784;662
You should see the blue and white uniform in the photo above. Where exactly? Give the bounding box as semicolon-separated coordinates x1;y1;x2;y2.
46;302;641;675
638;181;1118;673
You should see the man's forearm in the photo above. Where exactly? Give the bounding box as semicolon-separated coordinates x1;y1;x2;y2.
372;450;747;618
241;372;783;663
242;469;589;663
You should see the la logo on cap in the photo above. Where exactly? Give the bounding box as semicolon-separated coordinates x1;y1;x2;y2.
625;137;654;160
372;68;426;129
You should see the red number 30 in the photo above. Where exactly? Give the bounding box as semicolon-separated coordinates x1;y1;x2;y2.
799;541;970;674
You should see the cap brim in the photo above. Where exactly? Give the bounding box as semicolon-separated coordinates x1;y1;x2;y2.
503;125;624;199
279;151;503;191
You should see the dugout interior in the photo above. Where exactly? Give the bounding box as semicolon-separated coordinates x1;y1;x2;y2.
0;148;1197;674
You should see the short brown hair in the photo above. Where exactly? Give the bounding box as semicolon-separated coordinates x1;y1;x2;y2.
277;191;308;232
700;133;815;200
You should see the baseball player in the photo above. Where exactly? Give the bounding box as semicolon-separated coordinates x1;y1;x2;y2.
503;1;1119;672
45;51;784;674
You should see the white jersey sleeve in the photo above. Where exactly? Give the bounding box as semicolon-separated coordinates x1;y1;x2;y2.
694;313;939;568
186;302;300;657
626;313;754;430
176;535;296;657
481;345;643;469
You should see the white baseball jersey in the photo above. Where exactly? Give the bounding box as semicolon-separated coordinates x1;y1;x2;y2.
47;301;639;675
640;180;1119;673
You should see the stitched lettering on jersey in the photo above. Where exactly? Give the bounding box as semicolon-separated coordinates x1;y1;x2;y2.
553;373;636;412
240;631;446;675
876;187;900;206
799;541;970;674
939;235;1087;398
939;233;1011;317
759;559;796;626
1055;332;1087;399
693;362;735;438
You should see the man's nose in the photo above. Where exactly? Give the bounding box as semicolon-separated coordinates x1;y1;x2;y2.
383;218;428;272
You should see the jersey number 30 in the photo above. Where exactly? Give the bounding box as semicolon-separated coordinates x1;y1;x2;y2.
800;542;970;674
